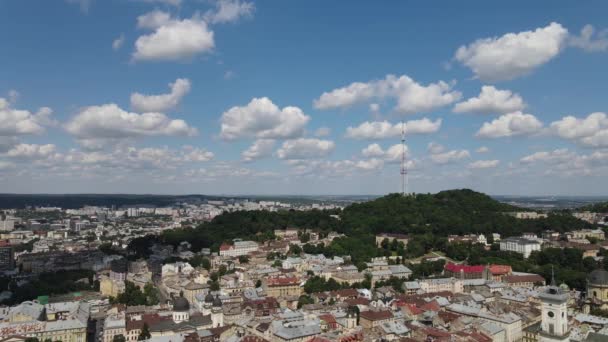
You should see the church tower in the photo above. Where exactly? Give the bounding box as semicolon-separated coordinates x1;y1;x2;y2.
211;295;224;327
539;270;569;341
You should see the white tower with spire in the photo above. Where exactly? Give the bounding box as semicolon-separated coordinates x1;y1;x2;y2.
400;122;408;196
539;268;569;341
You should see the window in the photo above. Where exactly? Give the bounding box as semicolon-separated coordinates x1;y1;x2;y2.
548;311;554;318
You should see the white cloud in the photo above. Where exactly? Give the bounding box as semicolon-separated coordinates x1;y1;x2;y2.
204;0;255;24
569;24;608;52
550;112;608;147
476;111;543;138
6;144;57;160
130;78;191;113
384;144;410;163
65;103;197;141
314;74;461;114
454;22;569;82
430;149;470;164
476;146;489;153
220;97;310;140
112;34;125;50
361;143;385;157
520;149;574;164
427;142;445;154
468;159;500;169
453;86;525;114
137;10;172;30
242;139;275;162
314;127;331;137
355;158;384;171
133;12;214;61
181;145;214;162
0;97;54;136
345;118;441;140
276;138;335;160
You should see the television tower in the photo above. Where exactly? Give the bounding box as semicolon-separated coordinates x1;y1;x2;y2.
400;121;408;196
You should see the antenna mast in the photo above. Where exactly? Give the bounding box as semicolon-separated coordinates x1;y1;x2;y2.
400;121;408;196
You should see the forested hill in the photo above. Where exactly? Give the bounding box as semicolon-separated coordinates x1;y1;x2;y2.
341;189;519;236
582;202;608;213
157;189;594;252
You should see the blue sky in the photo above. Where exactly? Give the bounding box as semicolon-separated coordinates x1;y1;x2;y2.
1;0;607;195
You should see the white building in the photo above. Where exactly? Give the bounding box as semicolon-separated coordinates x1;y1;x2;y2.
539;280;570;341
219;240;258;257
499;237;541;258
419;277;464;294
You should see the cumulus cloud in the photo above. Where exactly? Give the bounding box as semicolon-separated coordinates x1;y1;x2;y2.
204;0;255;24
314;74;461;114
468;159;500;169
476;112;543;138
361;143;385;157
130;78;191;113
6;144;57;160
137;10;172;29
133;11;214;61
242;139;275;162
430;149;470;164
454;22;568;82
361;143;409;164
181;145;214;162
453;86;525;114
0;97;54;137
427;142;445;154
276;138;335;160
550;112;608;147
345;118;441;140
569;24;608;52
65;103;197;141
112;34;125;50
355;158;384;171
476;146;490;153
220;97;310;140
520;149;574;164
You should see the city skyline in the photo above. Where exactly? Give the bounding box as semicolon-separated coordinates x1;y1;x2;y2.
1;1;608;195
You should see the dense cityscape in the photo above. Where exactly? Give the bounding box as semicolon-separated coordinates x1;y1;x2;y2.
0;191;606;341
3;0;608;341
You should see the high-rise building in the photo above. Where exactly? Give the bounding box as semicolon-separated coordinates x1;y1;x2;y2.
0;240;14;271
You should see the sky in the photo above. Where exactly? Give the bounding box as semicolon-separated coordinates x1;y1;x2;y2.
1;0;608;196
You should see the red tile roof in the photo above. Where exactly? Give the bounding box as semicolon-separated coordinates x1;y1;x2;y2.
266;276;299;286
445;263;484;274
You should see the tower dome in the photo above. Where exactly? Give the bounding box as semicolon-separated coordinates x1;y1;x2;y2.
589;269;608;286
204;293;214;303
173;296;190;312
213;295;223;307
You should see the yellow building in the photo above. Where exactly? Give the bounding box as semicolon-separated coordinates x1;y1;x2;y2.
263;276;301;298
588;269;608;310
100;275;125;298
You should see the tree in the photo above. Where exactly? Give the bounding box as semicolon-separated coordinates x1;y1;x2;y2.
238;255;249;264
138;323;151;340
113;335;126;342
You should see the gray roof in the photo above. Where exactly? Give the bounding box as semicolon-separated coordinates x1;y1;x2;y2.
589;269;608;286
